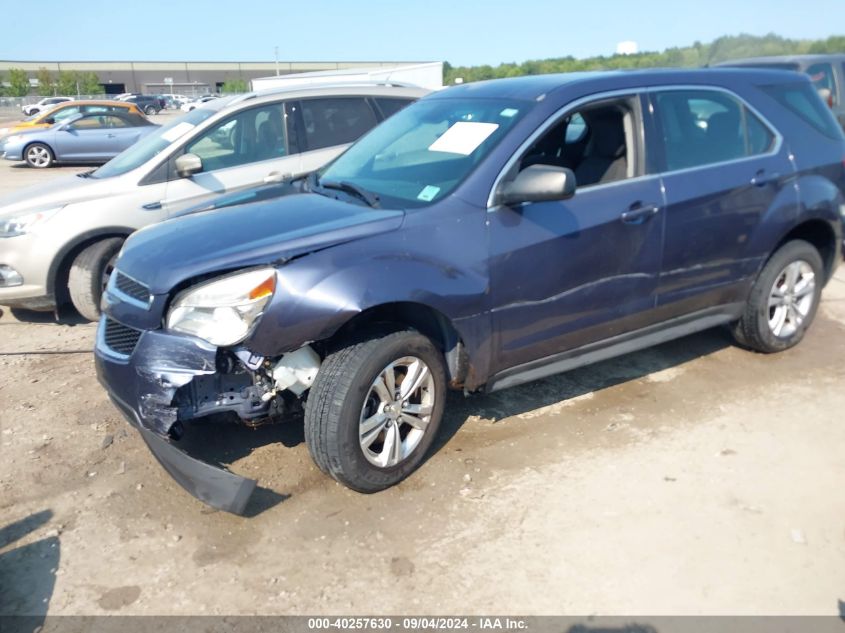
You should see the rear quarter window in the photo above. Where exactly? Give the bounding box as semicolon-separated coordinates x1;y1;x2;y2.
762;82;844;140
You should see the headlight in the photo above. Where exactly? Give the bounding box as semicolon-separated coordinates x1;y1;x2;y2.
0;207;63;238
166;268;277;347
4;135;23;144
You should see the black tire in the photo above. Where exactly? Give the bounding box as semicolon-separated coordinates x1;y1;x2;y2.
144;105;156;115
732;239;824;353
24;143;54;168
304;330;447;492
67;238;124;321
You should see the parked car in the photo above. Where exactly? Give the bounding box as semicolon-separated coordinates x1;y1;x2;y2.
93;69;845;514
718;54;845;129
21;96;74;117
121;95;162;115
0;83;426;318
181;95;219;112
0;100;146;141
0;111;157;168
162;94;189;109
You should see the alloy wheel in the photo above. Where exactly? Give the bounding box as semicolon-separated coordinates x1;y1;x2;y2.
768;260;815;338
359;356;436;468
26;146;51;168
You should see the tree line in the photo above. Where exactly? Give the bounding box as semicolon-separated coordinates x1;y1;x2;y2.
0;68;103;97
444;33;845;84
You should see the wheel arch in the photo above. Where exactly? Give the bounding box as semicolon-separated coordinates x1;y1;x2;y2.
23;139;55;163
48;227;134;307
769;218;840;284
319;301;473;390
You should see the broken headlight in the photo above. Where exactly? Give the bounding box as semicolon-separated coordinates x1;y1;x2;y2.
166;268;276;347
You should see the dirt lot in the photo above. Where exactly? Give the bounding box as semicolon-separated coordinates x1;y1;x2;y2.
0;155;844;617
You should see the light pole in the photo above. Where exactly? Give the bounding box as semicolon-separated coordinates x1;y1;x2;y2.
275;46;280;76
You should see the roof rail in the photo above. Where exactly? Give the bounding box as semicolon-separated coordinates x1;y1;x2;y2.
227;79;424;104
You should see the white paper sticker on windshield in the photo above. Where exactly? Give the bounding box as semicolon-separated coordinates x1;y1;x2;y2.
428;121;499;156
417;185;441;202
500;108;519;118
160;122;196;143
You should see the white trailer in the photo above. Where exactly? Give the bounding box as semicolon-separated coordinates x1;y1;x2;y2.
250;62;444;92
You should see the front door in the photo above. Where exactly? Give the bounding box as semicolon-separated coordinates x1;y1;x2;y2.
161;101;302;215
488;93;664;374
54;114;121;161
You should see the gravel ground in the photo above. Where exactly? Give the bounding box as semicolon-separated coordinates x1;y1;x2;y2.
0;156;843;618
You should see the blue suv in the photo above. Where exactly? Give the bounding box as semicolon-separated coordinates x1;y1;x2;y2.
95;69;845;514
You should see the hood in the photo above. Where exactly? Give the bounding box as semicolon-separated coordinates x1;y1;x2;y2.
117;193;405;294
0;172;114;218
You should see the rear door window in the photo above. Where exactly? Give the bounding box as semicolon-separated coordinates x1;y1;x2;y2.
651;89;775;171
374;97;414;119
298;97;379;151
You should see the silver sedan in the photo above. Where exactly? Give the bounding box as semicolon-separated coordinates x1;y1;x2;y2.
1;111;158;168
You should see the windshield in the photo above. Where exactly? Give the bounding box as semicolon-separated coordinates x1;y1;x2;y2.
92;108;217;179
318;97;530;208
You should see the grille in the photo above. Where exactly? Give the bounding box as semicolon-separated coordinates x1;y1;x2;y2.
103;318;142;356
114;271;151;305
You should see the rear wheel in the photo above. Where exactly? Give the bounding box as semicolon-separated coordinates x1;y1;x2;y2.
304;330;447;492
144;105;156;115
732;239;824;353
68;238;124;321
24;143;54;168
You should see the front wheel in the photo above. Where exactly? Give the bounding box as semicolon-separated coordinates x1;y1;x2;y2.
67;238;124;321
304;330;447;493
24;143;54;168
732;239;824;353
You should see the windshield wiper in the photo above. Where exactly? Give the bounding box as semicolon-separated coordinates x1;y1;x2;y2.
317;178;380;208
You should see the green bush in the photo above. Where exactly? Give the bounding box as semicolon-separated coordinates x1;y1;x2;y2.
8;68;30;97
221;78;249;94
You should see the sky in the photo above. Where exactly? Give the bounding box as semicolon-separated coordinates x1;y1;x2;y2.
2;0;843;67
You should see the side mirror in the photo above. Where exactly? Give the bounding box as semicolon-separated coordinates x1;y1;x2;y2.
44;117;55;125
498;164;576;207
175;153;203;178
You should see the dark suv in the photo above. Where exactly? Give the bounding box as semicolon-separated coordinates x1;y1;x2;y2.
718;54;845;130
95;69;845;514
122;94;162;115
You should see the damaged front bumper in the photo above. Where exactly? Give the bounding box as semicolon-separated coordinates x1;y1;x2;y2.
94;319;260;515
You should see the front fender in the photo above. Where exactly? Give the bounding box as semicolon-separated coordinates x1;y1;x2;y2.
248;203;492;379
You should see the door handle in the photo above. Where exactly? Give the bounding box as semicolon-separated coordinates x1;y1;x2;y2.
620;203;660;224
107;133;116;138
751;169;780;187
142;201;163;210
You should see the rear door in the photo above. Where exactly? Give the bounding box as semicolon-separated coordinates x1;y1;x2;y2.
160;101;302;214
648;87;796;317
